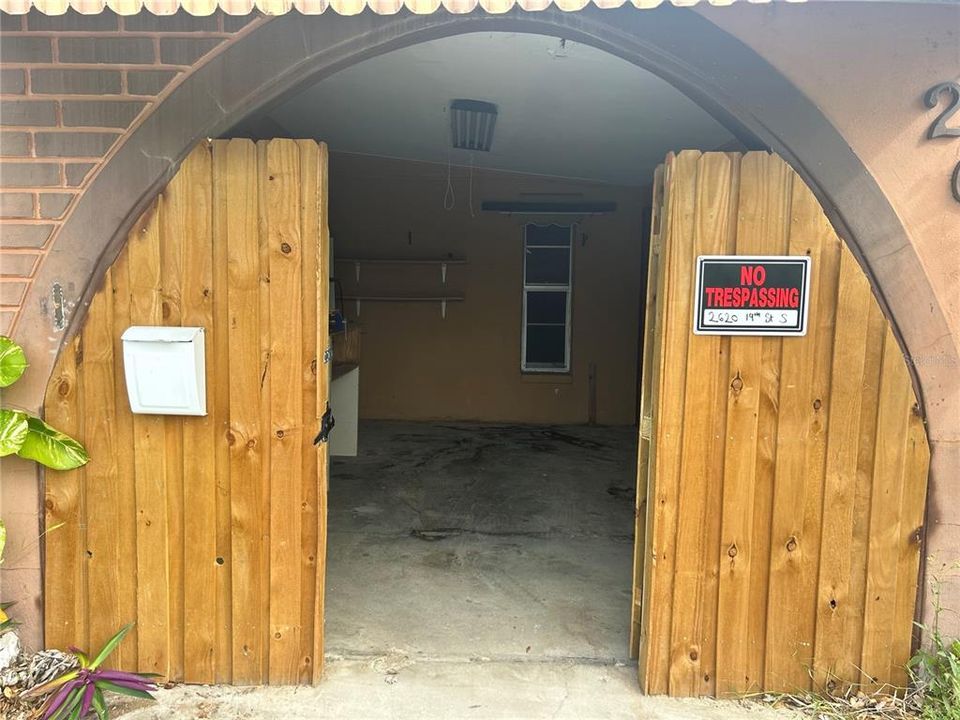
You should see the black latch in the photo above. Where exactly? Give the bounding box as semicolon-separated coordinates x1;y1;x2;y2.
313;403;335;445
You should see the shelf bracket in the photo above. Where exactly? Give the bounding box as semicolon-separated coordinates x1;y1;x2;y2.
441;262;448;285
354;261;361;284
441;299;447;320
355;298;361;317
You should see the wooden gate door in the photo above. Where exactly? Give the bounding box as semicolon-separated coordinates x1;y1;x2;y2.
44;139;331;686
631;151;929;697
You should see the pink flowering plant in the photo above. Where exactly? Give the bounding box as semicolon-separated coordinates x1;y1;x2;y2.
22;624;157;720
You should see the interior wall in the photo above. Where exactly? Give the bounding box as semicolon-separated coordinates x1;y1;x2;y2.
329;152;646;425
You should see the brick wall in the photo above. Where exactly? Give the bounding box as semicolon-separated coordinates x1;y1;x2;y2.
0;9;261;335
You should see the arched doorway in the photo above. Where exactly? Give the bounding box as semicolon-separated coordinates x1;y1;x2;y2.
22;3;944;698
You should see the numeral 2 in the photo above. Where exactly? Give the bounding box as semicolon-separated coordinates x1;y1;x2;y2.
924;82;960;139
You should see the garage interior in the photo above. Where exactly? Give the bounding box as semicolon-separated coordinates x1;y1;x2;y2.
228;31;739;667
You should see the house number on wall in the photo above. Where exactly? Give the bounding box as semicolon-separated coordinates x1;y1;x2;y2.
924;81;960;202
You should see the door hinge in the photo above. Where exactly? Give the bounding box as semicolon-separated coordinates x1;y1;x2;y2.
323;346;333;365
313;403;335;445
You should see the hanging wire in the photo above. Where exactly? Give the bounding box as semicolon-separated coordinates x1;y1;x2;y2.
443;155;456;211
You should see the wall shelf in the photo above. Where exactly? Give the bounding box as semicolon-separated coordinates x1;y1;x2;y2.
342;295;465;319
335;257;467;285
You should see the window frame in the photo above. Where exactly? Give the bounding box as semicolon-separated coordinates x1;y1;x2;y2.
520;223;574;374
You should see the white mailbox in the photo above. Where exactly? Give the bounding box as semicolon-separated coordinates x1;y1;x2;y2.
121;326;206;416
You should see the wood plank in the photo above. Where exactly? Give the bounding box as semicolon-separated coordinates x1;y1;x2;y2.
126;202;171;678
638;163;674;679
715;153;768;695
109;250;139;670
639;151;698;694
842;300;887;685
764;174;841;693
889;389;929;687
860;327;913;690
211;140;234;684
43;334;86;653
313;141;331;685
297;140;320;684
257;140;273;685
630;164;664;659
225;139;265;685
668;152;736;697
178;143;218;684
78;279;122;659
159;144;186;684
811;246;874;692
744;155;792;692
266;139;305;684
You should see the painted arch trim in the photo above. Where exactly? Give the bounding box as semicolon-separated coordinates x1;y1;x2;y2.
0;0;805;16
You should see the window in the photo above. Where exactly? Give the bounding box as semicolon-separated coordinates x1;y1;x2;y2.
522;223;573;372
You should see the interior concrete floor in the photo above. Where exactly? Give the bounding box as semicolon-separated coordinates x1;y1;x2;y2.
325;421;639;665
113;421;800;718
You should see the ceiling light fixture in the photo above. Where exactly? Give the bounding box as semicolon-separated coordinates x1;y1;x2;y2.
450;99;498;152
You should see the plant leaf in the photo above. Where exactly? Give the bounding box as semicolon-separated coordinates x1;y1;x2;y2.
0;408;29;457
17;416;89;470
92;688;107;720
45;686;83;720
90;623;133;669
0;336;28;388
97;680;155;701
26;670;79;699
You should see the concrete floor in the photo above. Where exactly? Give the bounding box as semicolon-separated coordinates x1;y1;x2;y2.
326;421;639;665
114;422;800;719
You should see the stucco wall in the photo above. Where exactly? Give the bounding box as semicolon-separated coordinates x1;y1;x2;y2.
326;152;645;425
701;0;960;643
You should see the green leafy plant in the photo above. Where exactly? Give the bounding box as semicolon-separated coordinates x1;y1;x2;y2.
0;601;15;633
910;562;960;720
0;336;88;470
22;624;157;720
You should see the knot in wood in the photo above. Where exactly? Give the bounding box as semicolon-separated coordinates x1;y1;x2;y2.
58;380;71;397
829;598;837;610
813;398;822;411
281;242;292;255
730;372;743;394
246;438;257;450
276;429;285;439
786;536;798;552
689;649;699;662
225;430;237;446
727;544;738;558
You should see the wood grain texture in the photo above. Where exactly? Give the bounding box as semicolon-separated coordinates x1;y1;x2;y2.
630;165;664;660
127;202;171;677
297;139;320;684
312;142;331;685
78;282;121;659
639;151;698;695
43;334;85;654
668;153;736;697
636;152;929;697
178;144;217;684
266;139;304;684
211;140;234;684
109;253;139;671
812;247;874;692
226;139;265;685
45;139;329;686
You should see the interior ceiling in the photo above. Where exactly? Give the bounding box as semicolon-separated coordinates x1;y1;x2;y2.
254;32;738;187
